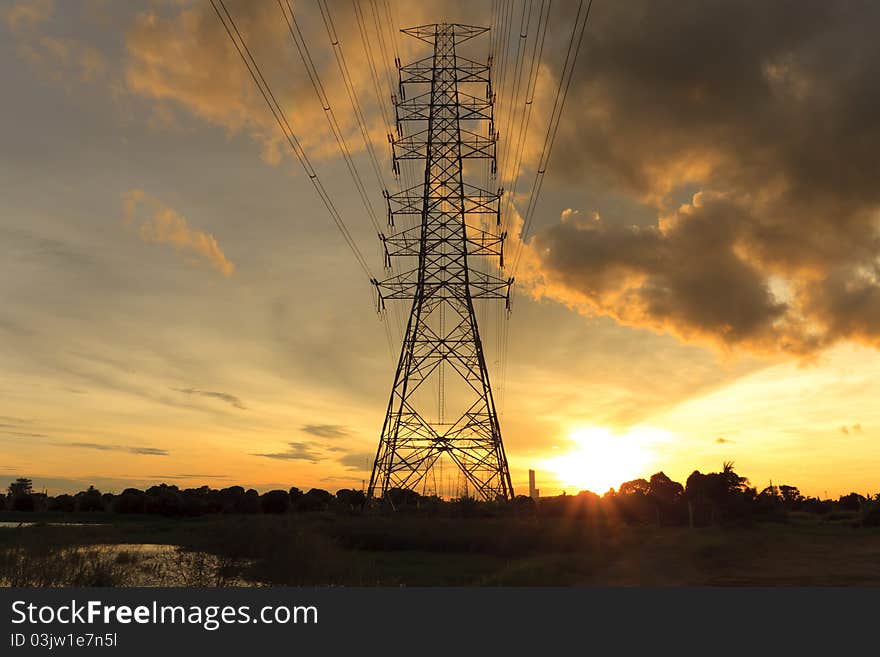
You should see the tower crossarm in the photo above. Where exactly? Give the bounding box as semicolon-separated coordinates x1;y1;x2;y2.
382;225;506;261
398;56;490;86
392;129;497;161
400;23;489;44
372;269;513;304
386;183;502;220
396;91;493;124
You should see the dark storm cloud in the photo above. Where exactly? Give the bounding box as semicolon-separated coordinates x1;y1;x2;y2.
173;387;246;410
301;424;349;439
715;437;734;444
251;441;322;463
528;1;880;355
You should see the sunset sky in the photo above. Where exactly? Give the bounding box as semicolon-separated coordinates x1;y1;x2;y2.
2;0;879;498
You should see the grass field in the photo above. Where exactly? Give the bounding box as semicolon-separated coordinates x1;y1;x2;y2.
2;511;880;586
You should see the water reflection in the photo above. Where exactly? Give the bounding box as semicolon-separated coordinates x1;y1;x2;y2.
0;542;257;587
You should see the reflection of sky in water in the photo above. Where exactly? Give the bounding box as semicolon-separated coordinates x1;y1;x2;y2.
0;541;256;586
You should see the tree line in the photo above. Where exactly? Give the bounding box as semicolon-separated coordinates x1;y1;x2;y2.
4;479;364;515
4;462;879;526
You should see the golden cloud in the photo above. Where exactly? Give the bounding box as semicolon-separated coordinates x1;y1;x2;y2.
516;2;880;358
123;189;235;277
17;35;108;84
4;0;53;32
122;1;403;164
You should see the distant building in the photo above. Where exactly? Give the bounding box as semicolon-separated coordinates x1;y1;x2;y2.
528;469;540;501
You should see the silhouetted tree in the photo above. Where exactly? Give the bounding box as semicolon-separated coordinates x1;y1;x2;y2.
75;486;105;512
48;493;75;512
648;472;685;525
335;489;366;510
618;478;651;496
260;490;291;514
179;487;218;516
387;487;422;510
218;486;246;513
686;463;752;526
649;472;684;503
11;493;36;511
838;492;866;511
615;478;654;523
240;489;262;514
113;488;147;514
297;488;332;512
779;485;803;509
7;478;36;512
511;494;538;515
800;496;831;515
755;485;786;519
862;499;880;527
7;478;33;497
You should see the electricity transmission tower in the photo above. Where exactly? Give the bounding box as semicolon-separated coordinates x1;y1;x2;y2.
368;23;514;502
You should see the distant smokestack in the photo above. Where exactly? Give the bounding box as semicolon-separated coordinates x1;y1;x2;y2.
528;469;539;501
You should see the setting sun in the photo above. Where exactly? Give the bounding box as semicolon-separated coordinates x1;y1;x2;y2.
544;427;670;494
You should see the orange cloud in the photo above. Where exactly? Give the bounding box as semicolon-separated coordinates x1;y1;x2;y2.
6;0;108;87
123;189;235;277
18;35;108;83
122;1;395;164
511;3;880;360
4;0;53;32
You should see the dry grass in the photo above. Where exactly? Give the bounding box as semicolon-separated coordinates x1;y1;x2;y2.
2;515;880;586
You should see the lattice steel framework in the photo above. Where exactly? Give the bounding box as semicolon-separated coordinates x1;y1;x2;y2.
368;23;514;502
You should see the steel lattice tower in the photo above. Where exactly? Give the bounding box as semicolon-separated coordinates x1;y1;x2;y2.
368;23;514;502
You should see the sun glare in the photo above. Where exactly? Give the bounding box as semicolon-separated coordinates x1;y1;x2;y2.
544;426;669;494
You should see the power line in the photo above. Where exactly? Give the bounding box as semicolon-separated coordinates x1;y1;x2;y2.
494;0;516;175
499;0;533;187
511;0;594;277
357;0;418;196
496;0;551;415
367;0;397;101
495;0;545;414
352;0;420;198
316;0;407;352
209;0;374;280
320;0;404;346
316;0;388;192
373;0;410;348
502;0;592;412
381;0;401;66
277;0;383;235
501;0;551;234
352;0;395;142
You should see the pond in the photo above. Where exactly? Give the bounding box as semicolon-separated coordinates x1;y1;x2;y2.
0;542;259;587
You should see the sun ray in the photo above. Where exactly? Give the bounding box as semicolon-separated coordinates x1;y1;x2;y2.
543;426;670;494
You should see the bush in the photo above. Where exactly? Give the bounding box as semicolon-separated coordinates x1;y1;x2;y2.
860;501;880;527
48;494;75;512
11;495;35;512
260;490;290;514
297;488;332;512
